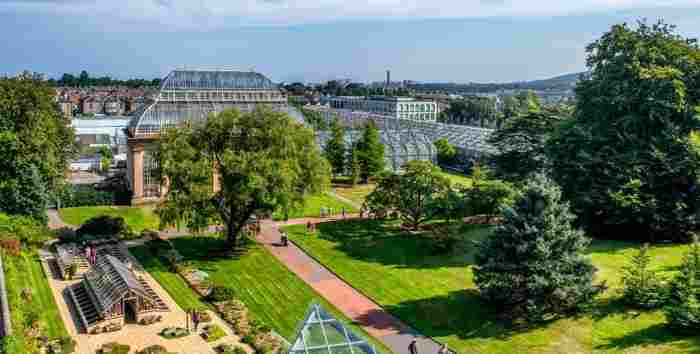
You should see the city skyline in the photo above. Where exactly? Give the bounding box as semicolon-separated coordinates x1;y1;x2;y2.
2;2;700;83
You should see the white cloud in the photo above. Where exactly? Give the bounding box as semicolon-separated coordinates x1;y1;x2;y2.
3;0;700;29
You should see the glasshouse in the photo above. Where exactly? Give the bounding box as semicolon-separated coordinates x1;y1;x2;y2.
126;69;302;204
314;107;495;170
288;303;378;354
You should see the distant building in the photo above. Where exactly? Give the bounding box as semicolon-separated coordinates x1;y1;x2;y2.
104;96;124;115
81;97;104;115
323;96;438;122
59;101;74;118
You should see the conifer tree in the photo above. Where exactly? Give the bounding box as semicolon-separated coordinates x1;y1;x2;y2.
621;244;666;309
349;149;361;186
474;175;600;322
354;120;385;182
665;236;700;330
324;119;346;176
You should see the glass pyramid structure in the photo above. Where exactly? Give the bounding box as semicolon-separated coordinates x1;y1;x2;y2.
288;303;378;354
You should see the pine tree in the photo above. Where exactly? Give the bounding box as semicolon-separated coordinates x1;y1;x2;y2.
355;120;385;183
474;174;600;323
324;119;346;176
349;149;361;186
665;236;700;330
621;244;667;309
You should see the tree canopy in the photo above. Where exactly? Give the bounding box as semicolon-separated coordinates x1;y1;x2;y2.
364;160;451;230
0;76;75;222
354;120;385;182
157;106;330;247
324;119;346;176
546;21;700;241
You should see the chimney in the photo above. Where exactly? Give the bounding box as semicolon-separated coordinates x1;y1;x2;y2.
386;70;391;86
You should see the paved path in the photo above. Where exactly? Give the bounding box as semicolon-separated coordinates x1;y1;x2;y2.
259;219;442;354
47;208;73;229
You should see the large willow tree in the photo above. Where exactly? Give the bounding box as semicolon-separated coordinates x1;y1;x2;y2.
157;106;330;248
547;21;700;241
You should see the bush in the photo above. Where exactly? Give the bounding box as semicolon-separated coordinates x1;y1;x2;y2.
76;215;131;238
160;326;190;339
0;238;21;256
430;224;461;254
100;342;131;354
216;344;247;354
202;324;227;342
54;227;76;243
621;244;668;309
137;344;168;354
206;285;237;303
55;336;76;354
56;184;114;208
140;229;160;241
665;236;700;330
463;179;516;219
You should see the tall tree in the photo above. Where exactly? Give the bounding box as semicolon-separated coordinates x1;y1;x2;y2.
0;76;75;222
364;160;451;230
546;21;700;241
488;108;565;182
157;107;330;248
474;175;601;322
354;120;385;182
324;119;346;176
433;138;456;166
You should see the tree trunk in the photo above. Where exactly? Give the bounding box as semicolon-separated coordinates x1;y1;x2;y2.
225;218;239;248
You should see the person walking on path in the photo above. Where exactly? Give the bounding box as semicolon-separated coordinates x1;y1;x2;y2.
409;337;419;354
341;207;346;219
281;231;289;247
192;310;200;331
437;343;449;354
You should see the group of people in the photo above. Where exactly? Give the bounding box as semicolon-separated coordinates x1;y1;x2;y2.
188;309;202;331
409;337;451;354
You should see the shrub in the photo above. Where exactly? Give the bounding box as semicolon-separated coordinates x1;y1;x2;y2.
206;285;237;303
463;179;516;220
241;334;255;345
202;324;227;342
665;236;700;330
160;326;190;339
147;238;172;254
430;224;461;254
0;238;21;256
621;244;668;309
140;229;160;241
216;344;247;354
54;227;76;243
137;344;168;354
100;342;131;354
76;215;131;238
54;336;76;354
56;184;114;208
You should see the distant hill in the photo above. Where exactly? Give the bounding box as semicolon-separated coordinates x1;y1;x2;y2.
410;72;586;95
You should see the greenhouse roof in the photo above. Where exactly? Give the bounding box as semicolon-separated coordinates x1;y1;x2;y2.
161;70;277;91
288;303;377;354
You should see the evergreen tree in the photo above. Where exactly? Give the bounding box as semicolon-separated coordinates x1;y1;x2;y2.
665;236;700;330
349;149;361;186
474;175;600;322
621;244;667;309
354;120;385;182
324;119;346;176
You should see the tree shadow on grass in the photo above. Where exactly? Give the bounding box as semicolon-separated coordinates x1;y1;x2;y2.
356;289;558;344
170;235;254;262
594;323;700;352
295;219;492;270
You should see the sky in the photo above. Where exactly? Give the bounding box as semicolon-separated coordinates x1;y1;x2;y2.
1;1;700;83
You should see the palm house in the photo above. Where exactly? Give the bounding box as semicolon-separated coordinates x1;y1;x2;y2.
126;69;299;204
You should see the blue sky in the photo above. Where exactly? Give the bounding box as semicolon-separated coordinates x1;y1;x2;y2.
1;1;700;83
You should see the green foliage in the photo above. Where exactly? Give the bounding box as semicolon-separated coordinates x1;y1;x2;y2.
433;138;456;166
488;109;565;182
202;324;227;342
546;21;700;241
462;171;516;218
365;161;451;230
157;106;330;247
0;212;52;246
55;184;114;208
474;175;601;323
99;342;131;354
299;107;328;131
353;120;385;182
206;285;238;303
429;223;462;254
75;215;133;239
324;119;346;176
620;244;668;309
349;149;361;186
665;236;700;330
440;96;499;128
0;77;76;222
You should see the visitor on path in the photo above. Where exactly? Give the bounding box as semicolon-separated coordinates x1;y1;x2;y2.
409;337;419;354
437;343;449;354
307;221;313;234
192;310;200;331
341;207;346;219
281;231;288;247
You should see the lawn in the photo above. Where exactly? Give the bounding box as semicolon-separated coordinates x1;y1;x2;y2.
129;236;392;354
272;194;358;220
284;220;700;354
332;183;376;207
2;251;69;353
58;205;160;232
437;171;473;188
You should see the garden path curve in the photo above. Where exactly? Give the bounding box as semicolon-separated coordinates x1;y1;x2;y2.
259;218;443;354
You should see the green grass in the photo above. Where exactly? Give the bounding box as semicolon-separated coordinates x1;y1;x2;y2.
58;205;160;232
273;194;358;220
129;247;207;311
437;171;473;188
2;250;69;353
332;183;376;206
129;236;392;354
284;220;700;354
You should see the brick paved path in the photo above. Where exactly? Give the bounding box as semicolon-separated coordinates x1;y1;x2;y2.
259;218;442;354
